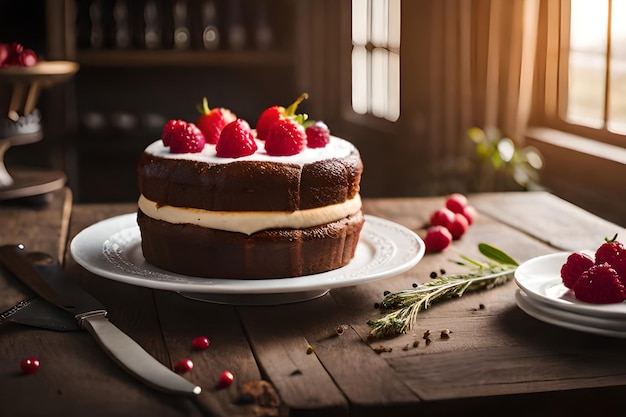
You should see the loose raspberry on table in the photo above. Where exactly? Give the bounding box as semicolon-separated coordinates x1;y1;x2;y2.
429;208;455;228
560;252;594;289
572;263;626;304
447;213;469;240
460;205;477;225
445;193;468;214
424;225;452;252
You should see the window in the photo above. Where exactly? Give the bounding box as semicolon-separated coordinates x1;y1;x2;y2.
351;0;400;122
554;0;626;146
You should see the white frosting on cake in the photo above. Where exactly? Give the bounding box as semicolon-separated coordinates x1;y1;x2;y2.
144;135;355;165
138;194;362;235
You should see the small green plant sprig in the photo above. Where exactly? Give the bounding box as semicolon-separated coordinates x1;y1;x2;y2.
468;127;544;191
367;243;519;339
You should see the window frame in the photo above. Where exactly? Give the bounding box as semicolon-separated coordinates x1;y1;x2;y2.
537;0;625;149
334;0;403;135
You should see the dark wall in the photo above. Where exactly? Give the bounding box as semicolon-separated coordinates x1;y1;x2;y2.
1;0;299;203
0;0;47;53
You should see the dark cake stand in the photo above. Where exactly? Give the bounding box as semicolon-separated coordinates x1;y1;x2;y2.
0;61;78;200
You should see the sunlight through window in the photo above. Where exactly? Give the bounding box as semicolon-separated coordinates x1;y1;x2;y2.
351;0;400;122
567;0;626;135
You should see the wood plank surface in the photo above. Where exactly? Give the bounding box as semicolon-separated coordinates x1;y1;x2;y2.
352;193;626;416
3;190;626;417
0;187;71;317
1;198;203;417
155;290;267;417
66;203;269;417
471;191;626;251
238;293;420;417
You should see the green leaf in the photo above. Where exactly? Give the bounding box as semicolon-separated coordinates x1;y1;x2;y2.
478;243;519;266
467;127;486;144
292;113;309;125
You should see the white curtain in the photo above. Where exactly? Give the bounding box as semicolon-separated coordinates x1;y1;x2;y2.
481;0;540;140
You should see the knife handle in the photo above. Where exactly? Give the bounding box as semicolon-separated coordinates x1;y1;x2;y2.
81;314;201;396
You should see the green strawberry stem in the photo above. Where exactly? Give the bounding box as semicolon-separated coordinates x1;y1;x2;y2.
197;97;211;116
285;93;308;116
293;113;309;125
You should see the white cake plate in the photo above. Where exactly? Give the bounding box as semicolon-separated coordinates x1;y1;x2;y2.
70;213;425;305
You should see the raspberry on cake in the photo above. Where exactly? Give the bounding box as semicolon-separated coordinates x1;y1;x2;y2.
216;119;257;158
265;117;306;156
255;93;308;140
305;121;331;148
195;97;237;144
137;117;364;279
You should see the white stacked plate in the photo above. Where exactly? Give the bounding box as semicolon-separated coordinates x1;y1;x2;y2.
514;253;626;338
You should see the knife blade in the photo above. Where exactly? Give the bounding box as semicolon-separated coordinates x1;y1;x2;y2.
0;244;201;396
0;296;79;331
0;297;34;324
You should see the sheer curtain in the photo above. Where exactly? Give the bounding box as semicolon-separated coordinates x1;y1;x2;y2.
423;0;541;193
296;0;543;196
479;0;540;140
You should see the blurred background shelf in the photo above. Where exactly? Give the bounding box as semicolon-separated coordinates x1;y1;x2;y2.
1;0;301;203
76;49;293;68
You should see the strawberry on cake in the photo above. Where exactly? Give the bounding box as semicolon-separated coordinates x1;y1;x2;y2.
137;96;364;279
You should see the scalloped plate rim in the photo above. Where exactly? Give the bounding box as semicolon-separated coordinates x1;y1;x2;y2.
70;213;425;295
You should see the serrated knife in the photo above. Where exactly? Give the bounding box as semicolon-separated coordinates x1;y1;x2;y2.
0;244;201;396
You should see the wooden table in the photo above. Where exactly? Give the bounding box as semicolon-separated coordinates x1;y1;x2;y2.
2;188;626;417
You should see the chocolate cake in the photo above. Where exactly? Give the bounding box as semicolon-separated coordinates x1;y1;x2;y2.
137;136;364;279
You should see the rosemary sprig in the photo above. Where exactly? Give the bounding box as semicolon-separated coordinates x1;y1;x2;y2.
367;243;518;338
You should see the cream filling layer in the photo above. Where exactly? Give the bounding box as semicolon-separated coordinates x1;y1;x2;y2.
138;194;362;235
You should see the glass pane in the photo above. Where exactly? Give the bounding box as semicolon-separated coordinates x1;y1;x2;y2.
350;0;400;122
388;0;401;50
570;0;608;52
608;0;626;133
387;51;400;121
566;0;608;127
371;0;388;47
352;0;369;46
352;45;368;115
371;47;388;117
568;52;606;127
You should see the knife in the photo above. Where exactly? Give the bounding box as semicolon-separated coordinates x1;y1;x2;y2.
0;296;79;331
0;244;201;396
